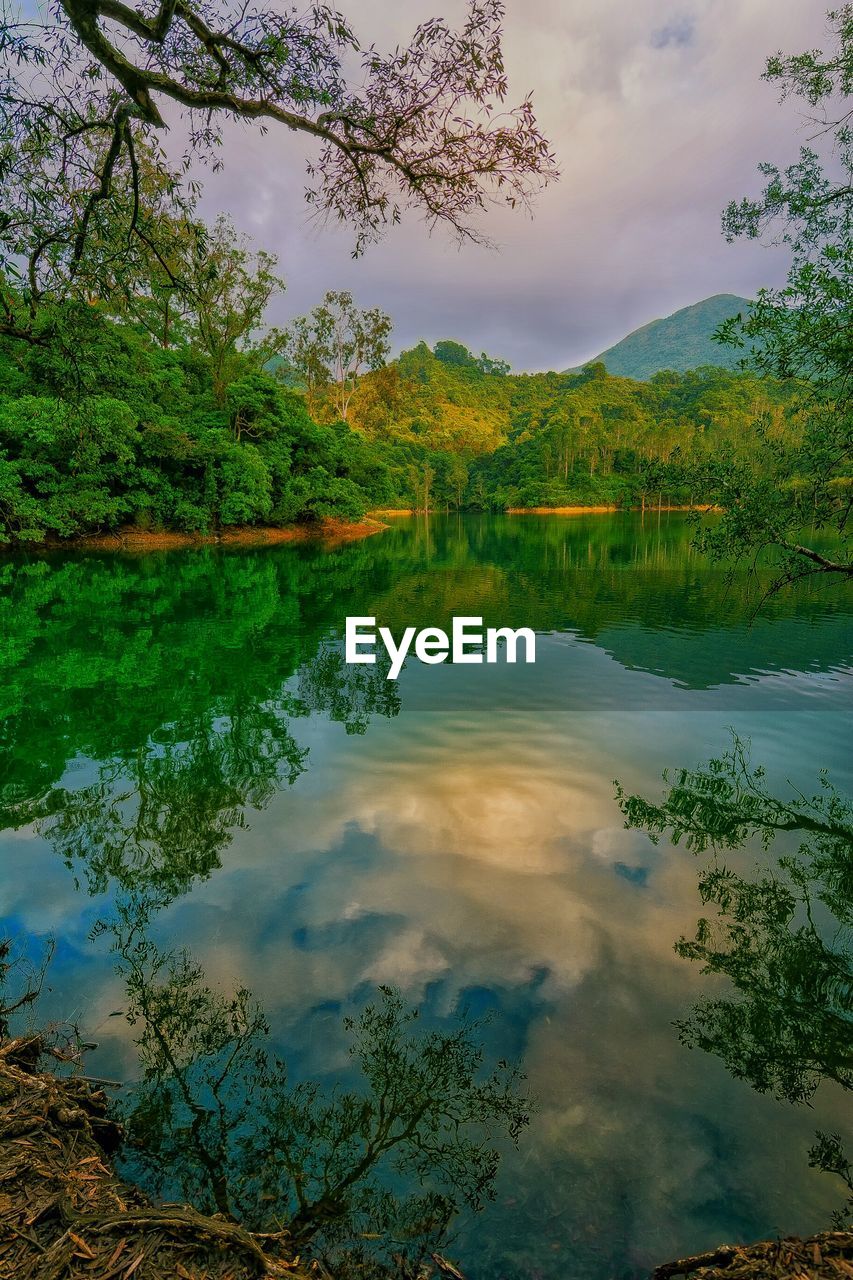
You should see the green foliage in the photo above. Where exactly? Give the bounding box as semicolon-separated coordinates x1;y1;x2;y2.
0;168;820;542
0;109;196;343
0;238;836;543
227;372;288;442
684;11;853;584
0;297;392;543
433;339;484;371
282;290;392;422
181;214;286;405
0;547;407;897
0;393;138;540
348;344;795;511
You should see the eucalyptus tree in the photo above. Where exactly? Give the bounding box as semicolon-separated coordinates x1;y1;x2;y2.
447;454;470;509
1;0;557;341
284;290;392;421
180;214;284;403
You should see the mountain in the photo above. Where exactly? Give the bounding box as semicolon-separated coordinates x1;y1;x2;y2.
567;294;751;380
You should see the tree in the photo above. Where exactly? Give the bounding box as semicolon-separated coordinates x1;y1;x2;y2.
477;351;511;376
447;455;469;509
2;0;557;325
407;459;435;512
181;215;284;404
692;8;852;586
0;284;401;543
226;371;287;442
284;291;391;422
433;340;478;370
0;111;196;343
0;390;139;539
104;147;205;350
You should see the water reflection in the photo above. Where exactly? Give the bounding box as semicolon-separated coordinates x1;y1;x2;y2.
1;545;400;892
0;515;851;1279
620;735;853;1228
88;889;528;1277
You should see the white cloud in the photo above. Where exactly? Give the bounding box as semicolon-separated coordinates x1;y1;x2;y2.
179;0;827;370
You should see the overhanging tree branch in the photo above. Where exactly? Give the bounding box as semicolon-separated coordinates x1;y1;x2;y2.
789;542;853;574
44;0;555;251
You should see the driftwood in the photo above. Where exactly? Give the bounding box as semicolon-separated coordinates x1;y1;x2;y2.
0;1035;314;1280
652;1231;853;1279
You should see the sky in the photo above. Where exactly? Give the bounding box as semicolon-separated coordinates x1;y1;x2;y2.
190;1;831;372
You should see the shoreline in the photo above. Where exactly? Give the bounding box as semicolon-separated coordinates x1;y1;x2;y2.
1;506;722;552
3;1037;849;1280
505;504;718;515
505;504;619;514
0;1034;314;1280
369;505;718;517
4;517;389;554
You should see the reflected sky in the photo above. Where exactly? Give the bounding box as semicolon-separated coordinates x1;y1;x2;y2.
1;515;851;1278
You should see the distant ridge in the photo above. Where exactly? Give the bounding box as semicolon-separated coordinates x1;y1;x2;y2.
566;294;751;380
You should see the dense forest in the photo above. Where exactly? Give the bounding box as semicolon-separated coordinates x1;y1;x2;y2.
0;283;800;543
0;0;846;588
0;295;396;542
347;337;796;510
0;89;831;548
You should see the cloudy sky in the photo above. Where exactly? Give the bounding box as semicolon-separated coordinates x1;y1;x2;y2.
193;2;829;371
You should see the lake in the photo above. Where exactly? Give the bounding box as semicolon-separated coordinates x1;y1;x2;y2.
1;512;851;1279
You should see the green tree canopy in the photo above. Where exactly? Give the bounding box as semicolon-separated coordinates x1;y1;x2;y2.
283;291;392;422
690;7;852;585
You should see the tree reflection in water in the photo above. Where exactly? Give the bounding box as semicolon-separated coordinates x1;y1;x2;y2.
6;643;398;899
87;889;530;1278
619;735;853;1226
0;558;525;1276
2;524;851;1274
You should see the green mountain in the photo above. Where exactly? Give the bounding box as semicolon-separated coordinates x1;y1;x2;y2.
567;294;751;379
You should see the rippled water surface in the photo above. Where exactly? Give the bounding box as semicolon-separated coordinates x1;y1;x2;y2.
2;513;851;1278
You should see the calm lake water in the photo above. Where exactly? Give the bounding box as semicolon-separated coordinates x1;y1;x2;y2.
2;513;851;1279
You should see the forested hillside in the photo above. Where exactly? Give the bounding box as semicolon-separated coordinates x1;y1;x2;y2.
0;302;798;543
0;92;816;548
346;338;797;511
566;294;751;379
